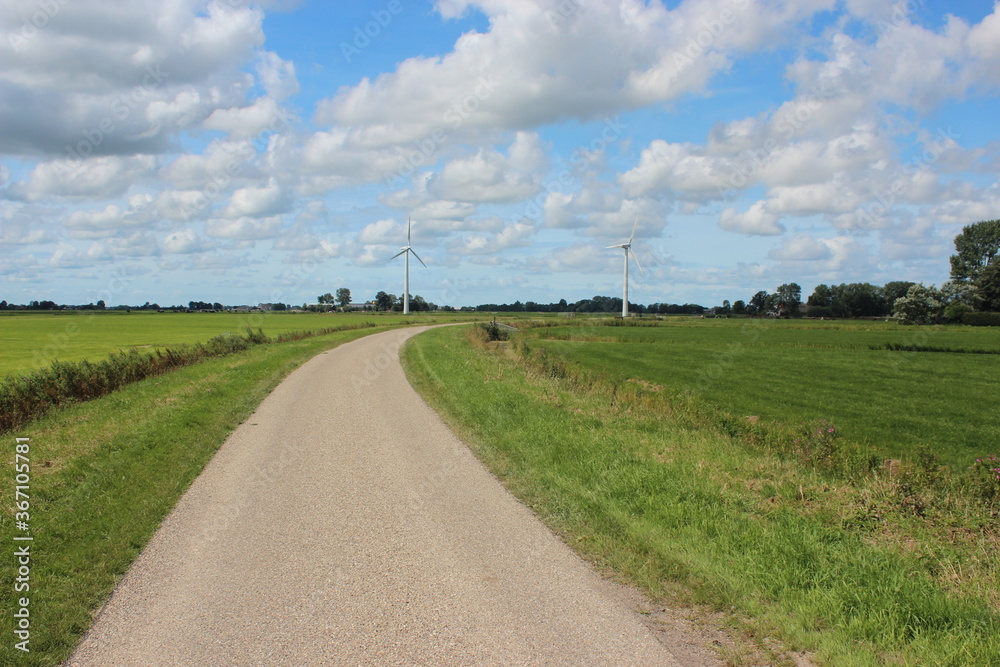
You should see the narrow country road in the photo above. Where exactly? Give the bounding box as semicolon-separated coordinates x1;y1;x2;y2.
67;326;686;666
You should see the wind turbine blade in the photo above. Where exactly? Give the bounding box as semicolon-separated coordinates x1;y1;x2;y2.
407;217;412;244
628;215;639;244
410;248;428;268
607;243;625;249
630;247;644;275
390;249;407;260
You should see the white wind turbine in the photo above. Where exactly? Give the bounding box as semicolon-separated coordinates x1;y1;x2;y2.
390;217;426;315
607;216;643;318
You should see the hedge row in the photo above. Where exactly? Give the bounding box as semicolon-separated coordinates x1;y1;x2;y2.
961;311;1000;327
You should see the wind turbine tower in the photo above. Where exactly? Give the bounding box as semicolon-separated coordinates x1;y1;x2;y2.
607;216;643;318
391;217;426;315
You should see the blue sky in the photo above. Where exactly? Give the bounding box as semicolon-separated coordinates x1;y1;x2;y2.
1;0;998;308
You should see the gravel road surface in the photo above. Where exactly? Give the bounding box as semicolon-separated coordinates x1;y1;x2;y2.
67;326;688;666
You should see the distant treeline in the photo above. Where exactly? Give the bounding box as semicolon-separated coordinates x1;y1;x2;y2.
0;300;291;312
472;296;706;314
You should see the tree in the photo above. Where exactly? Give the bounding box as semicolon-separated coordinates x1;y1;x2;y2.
374;291;396;311
949;219;1000;283
410;294;429;312
335;288;352;309
732;300;746;315
881;281;916;307
892;284;945;325
807;284;833;309
317;293;334;305
834;283;884;318
774;283;802;317
749;290;769;315
806;284;834;317
976;261;1000;312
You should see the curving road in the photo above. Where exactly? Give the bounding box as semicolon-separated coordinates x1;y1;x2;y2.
67;326;686;666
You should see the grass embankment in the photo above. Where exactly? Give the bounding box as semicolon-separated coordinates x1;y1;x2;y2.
402;324;999;666
0;325;400;666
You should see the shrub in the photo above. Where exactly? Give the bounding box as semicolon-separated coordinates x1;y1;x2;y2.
968;455;1000;502
792;418;840;468
892;284;945;325
807;305;834;318
961;311;1000;327
944;301;973;322
481;318;510;341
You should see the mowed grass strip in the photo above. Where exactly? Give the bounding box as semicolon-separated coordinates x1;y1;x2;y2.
402;325;999;666
0;326;395;667
525;319;1000;468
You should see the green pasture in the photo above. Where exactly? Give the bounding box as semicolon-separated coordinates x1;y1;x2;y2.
522;318;1000;468
0;310;470;377
403;324;1000;665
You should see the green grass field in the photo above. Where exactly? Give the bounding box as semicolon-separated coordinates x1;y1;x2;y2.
403;323;1000;666
0;310;470;377
521;318;1000;468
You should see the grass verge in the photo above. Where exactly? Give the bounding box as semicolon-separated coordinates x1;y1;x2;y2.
0;325;398;666
401;325;1000;666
